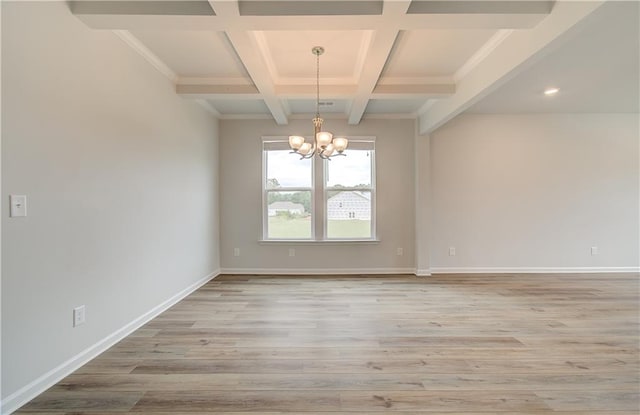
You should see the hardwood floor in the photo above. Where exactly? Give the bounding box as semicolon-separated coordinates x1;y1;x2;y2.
16;273;640;414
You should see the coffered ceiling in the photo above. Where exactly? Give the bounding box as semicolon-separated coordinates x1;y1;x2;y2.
70;1;636;133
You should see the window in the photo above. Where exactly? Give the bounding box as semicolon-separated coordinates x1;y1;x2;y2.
325;144;375;239
263;141;313;239
263;137;375;241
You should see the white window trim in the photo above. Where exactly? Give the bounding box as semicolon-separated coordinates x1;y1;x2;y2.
323;139;376;241
262;136;376;242
262;138;316;240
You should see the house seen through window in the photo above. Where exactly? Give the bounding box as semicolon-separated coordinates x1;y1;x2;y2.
263;137;375;240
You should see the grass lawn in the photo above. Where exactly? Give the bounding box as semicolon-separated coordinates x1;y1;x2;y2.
268;216;371;239
268;216;312;238
327;219;371;238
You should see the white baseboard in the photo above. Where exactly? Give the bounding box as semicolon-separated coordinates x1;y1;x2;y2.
429;266;640;274
220;267;416;275
1;269;220;415
221;267;639;276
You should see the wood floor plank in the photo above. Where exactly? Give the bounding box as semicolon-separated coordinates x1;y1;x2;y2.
15;273;640;414
538;390;640;411
51;373;430;392
130;359;304;374
16;391;143;412
337;390;552;411
17;412;640;415
49;372;640;393
131;391;342;412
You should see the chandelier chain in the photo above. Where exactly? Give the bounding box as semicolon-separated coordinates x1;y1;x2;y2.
315;49;320;119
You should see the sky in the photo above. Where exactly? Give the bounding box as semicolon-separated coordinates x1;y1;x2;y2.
267;149;371;188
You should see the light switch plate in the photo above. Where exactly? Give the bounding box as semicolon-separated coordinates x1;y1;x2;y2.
10;195;27;217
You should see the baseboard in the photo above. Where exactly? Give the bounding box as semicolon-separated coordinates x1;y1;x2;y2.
429;266;640;274
220;267;416;275
221;267;639;276
1;269;220;415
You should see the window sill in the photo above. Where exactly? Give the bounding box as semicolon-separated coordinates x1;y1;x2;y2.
259;239;380;245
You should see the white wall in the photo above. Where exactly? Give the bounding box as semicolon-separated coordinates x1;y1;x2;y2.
429;113;639;271
219;119;415;273
1;1;219;407
414;131;431;275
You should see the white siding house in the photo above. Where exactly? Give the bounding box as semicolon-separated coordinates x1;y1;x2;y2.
327;191;371;220
268;201;305;216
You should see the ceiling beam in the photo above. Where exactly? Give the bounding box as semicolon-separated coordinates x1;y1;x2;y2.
177;84;262;99
276;85;357;98
195;99;222;117
418;1;606;135
208;0;288;124
371;84;455;98
72;5;549;31
176;82;455;100
113;30;177;83
75;13;548;31
347;0;411;125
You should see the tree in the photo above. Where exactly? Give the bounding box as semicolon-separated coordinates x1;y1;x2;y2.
266;178;280;189
291;191;311;213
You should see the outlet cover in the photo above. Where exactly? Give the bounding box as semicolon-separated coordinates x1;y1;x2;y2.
10;195;27;217
591;246;598;256
289;248;295;257
73;305;86;327
449;247;456;256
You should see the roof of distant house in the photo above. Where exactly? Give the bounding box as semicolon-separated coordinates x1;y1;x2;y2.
328;191;371;201
268;201;305;211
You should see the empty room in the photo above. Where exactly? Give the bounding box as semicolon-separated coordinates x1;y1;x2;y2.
2;0;639;413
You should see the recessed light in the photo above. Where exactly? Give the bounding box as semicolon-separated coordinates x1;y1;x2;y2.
544;87;559;96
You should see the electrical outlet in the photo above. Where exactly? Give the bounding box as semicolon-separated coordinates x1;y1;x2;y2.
449;247;456;256
73;305;86;327
289;248;296;257
233;248;240;257
396;247;403;256
10;195;27;217
591;246;598;256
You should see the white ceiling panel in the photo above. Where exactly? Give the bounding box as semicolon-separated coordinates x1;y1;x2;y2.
258;30;370;81
207;99;270;115
238;1;383;16
382;29;497;78
365;99;426;114
132;30;250;78
288;99;349;115
467;2;639;114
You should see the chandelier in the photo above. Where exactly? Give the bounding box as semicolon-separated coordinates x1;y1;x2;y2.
288;46;348;159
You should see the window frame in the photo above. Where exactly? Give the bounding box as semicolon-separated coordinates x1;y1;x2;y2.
323;139;376;241
262;136;376;242
262;138;316;240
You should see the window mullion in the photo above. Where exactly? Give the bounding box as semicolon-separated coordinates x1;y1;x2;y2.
313;155;324;240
